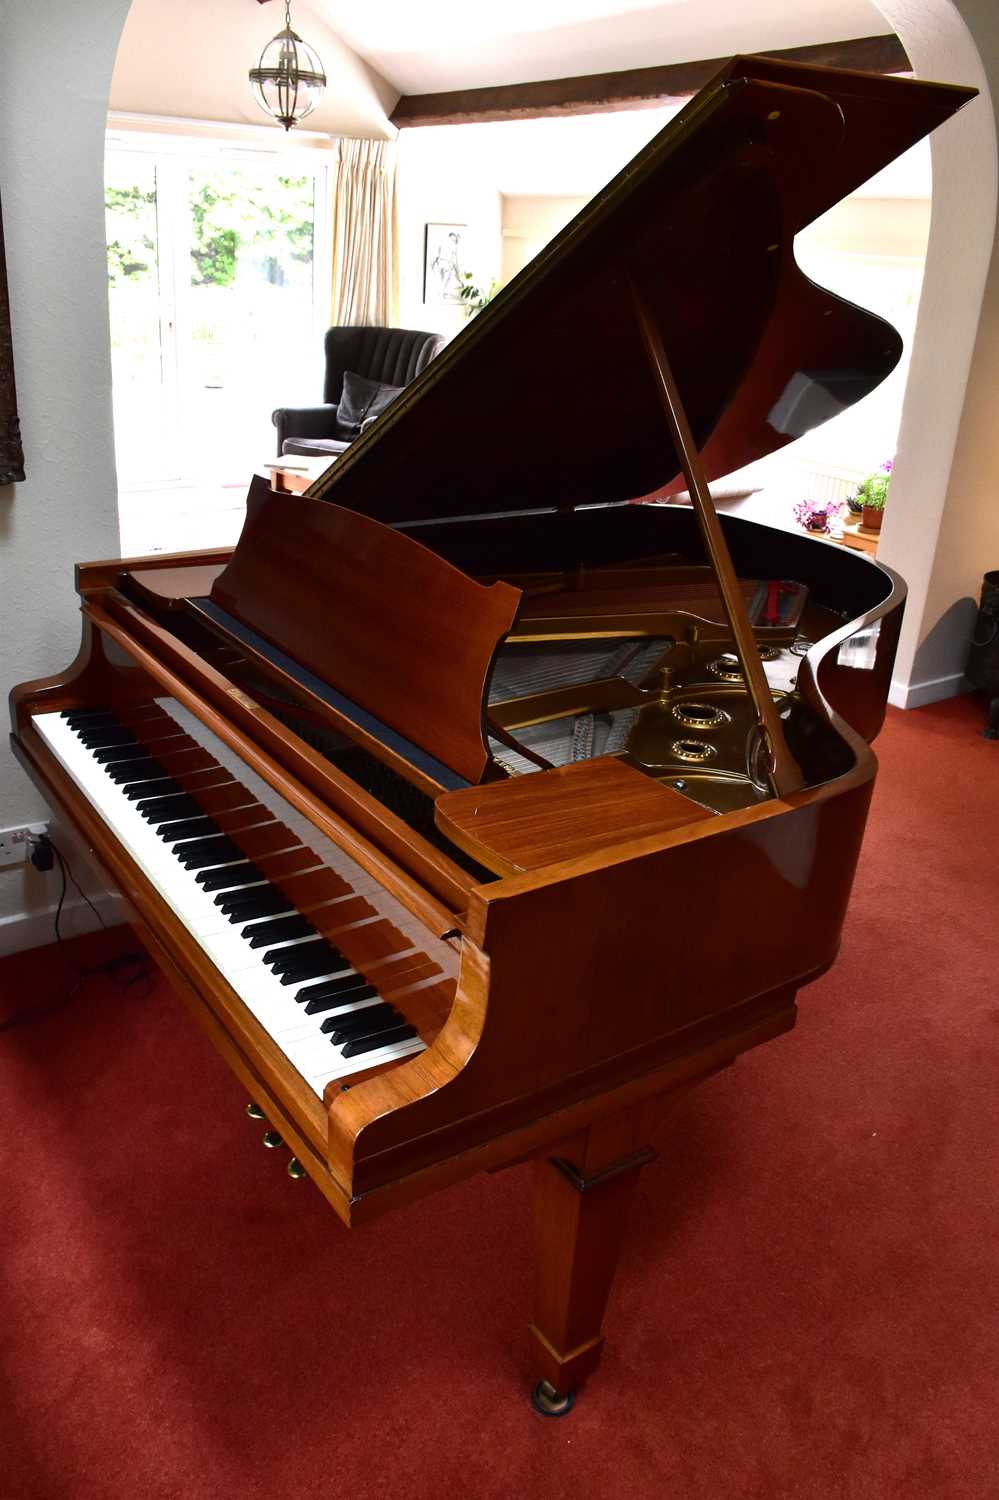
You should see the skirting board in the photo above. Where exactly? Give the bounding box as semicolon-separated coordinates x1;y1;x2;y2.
888;672;968;710
0;892;125;959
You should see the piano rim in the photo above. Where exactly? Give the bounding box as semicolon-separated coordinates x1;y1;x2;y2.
7;525;903;1216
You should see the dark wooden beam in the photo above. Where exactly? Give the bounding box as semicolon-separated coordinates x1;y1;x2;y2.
390;34;911;128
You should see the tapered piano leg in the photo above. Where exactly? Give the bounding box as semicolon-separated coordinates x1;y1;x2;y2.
528;1105;656;1414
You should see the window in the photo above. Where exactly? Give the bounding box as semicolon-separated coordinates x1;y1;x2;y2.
105;132;332;549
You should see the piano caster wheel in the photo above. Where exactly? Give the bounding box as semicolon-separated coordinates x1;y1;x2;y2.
530;1380;576;1418
287;1157;306;1180
245;1102;265;1120
262;1129;284;1149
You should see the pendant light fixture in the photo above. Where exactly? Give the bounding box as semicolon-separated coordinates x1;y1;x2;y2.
249;0;326;132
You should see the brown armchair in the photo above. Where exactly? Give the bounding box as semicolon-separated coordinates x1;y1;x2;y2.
272;325;445;458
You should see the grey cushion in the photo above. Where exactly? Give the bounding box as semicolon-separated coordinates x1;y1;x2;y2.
334;370;403;438
281;436;350;458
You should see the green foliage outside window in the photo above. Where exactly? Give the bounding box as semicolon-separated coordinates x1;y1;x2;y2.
105;170;315;290
106;183;157;286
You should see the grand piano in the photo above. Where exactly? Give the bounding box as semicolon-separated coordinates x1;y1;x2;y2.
10;57;974;1415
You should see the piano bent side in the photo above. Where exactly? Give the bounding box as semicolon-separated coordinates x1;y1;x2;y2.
329;736;875;1212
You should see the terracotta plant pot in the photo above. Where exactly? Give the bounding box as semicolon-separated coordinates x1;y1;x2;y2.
862;505;884;533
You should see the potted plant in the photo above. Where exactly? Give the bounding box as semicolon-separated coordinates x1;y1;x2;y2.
850;460;893;533
793;497;842;534
458;269;499;318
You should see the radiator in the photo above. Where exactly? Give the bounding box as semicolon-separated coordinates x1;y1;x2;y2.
795;462;866;507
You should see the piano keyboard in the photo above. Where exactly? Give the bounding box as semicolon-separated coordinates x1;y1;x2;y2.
33;698;458;1098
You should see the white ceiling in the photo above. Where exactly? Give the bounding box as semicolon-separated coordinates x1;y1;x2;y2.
311;0;890;95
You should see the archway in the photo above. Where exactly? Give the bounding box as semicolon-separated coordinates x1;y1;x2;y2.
873;0;998;704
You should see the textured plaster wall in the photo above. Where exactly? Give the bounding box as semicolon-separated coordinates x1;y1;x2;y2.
0;0;133;948
876;0;999;704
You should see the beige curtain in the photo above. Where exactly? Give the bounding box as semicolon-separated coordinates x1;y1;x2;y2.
329;138;399;327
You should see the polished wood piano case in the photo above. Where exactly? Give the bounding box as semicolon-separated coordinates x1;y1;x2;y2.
10;57;974;1414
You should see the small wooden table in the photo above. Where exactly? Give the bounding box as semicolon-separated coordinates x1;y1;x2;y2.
834;519;879;556
261;455;338;495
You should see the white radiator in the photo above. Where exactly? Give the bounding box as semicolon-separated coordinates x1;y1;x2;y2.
795;462;866;507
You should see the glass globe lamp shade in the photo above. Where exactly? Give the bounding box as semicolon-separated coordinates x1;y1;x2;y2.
249;27;326;131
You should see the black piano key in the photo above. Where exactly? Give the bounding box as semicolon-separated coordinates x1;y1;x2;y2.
92;742;149;765
340;1024;418;1059
230;902;292;926
245;914;315;948
106;759;165;785
283;948;354;984
137;793;201;821
314;986;380;1021
300;972;372;1010
263;937;329;971
76;727;138;748
326;1003;398;1043
73;723;128;741
108;765;166;787
158;816;221;844
176;836;242;870
218;882;289;910
264;932;339;964
196;861;263;892
219;888;291;920
274;948;350;984
61;706;111;723
123;777;181;802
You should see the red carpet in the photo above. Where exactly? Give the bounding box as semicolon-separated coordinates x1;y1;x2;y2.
2;695;998;1499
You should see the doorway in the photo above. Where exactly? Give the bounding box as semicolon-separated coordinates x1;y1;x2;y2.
105;132;331;550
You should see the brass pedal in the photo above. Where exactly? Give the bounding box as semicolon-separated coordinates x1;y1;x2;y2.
287;1157;306;1181
245;1101;265;1120
262;1129;284;1149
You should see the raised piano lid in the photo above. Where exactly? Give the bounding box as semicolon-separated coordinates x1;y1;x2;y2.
197;57;972;795
294;56;974;527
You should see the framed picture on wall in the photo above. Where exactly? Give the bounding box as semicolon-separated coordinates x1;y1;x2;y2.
0;193;26;485
423;223;466;304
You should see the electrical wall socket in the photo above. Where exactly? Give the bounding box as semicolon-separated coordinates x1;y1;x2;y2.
0;821;49;870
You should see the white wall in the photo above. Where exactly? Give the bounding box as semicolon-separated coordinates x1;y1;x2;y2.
501;195;588;283
0;0;137;952
875;0;999;706
396;127;503;340
111;0;397;139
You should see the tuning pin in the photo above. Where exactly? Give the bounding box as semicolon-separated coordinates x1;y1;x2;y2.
262;1129;284;1149
287;1157;306;1180
245;1101;265;1120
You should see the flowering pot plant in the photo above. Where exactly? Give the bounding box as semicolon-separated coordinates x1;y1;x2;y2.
850;460;893;532
458;270;499;317
793;497;842;534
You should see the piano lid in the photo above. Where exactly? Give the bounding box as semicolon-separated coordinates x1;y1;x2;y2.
304;57;974;528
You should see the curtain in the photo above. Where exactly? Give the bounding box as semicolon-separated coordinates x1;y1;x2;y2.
330;137;399;327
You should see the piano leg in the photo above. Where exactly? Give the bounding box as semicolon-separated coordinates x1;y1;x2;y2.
528;1104;656;1415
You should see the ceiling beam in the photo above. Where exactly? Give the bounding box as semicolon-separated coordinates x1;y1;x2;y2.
390;33;910;129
